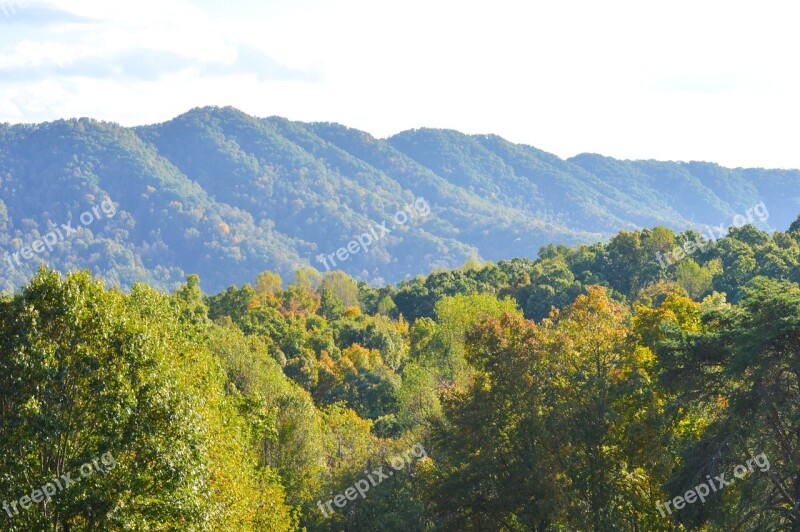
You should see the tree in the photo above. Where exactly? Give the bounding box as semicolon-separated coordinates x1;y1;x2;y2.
321;271;360;308
320;287;346;321
255;271;283;304
0;269;296;530
673;258;720;299
207;321;322;524
661;277;800;530
428;312;563;530
431;293;520;383
539;286;663;529
294;267;323;291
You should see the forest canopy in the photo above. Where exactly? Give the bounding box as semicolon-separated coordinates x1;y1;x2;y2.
2;218;800;530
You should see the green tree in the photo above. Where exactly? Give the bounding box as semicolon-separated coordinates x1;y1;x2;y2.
0;269;296;530
662;277;800;530
431;293;520;383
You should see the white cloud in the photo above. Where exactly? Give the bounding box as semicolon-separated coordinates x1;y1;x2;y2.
1;0;799;168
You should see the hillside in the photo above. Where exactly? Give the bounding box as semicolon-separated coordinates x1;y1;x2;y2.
0;105;796;292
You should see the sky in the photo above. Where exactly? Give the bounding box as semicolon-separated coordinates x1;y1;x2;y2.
1;0;799;169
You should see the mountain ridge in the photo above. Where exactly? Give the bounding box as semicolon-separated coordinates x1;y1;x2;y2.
0;105;796;293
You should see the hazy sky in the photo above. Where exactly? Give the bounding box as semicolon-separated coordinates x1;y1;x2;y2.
1;0;799;168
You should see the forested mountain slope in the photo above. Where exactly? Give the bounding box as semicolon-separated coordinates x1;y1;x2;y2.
0;106;796;292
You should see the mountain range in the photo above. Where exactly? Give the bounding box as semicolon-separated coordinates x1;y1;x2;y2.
0;105;797;293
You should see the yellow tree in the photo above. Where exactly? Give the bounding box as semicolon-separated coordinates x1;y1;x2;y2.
541;286;664;529
320;271;360;308
255;271;283;305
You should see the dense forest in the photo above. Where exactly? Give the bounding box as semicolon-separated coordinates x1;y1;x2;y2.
1;106;796;293
3;216;800;530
